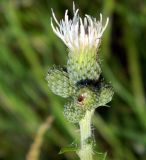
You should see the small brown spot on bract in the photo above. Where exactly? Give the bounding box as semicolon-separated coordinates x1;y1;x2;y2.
77;92;88;105
78;95;84;103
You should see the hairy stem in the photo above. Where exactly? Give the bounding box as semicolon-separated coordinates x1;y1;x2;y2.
78;109;94;160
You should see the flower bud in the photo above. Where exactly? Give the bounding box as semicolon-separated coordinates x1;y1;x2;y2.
46;67;75;98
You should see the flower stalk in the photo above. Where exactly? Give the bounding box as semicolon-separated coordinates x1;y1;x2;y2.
78;109;94;160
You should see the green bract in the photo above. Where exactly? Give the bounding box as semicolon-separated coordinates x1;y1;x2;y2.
67;49;101;84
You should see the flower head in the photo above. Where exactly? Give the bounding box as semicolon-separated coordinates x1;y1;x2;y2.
47;4;113;124
51;3;109;53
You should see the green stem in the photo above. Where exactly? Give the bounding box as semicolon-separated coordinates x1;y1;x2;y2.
78;110;94;160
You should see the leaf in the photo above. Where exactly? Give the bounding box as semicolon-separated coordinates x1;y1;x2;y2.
102;152;107;160
93;151;107;160
59;146;79;154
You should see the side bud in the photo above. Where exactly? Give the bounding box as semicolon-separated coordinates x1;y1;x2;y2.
46;66;75;98
97;83;114;107
64;87;98;123
64;99;86;123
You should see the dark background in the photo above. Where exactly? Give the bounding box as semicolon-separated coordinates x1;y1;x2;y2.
0;0;146;160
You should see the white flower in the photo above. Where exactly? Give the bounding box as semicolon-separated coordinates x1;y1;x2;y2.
51;3;109;53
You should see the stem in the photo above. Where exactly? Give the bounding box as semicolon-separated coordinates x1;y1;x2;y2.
78;109;94;160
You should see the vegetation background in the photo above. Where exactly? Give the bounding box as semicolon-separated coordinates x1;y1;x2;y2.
0;0;146;160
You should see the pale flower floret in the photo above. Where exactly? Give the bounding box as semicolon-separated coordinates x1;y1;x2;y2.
51;3;109;52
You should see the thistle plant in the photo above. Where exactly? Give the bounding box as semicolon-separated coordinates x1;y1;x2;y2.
47;3;114;160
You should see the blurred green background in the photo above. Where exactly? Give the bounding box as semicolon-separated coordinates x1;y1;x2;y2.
0;0;146;160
